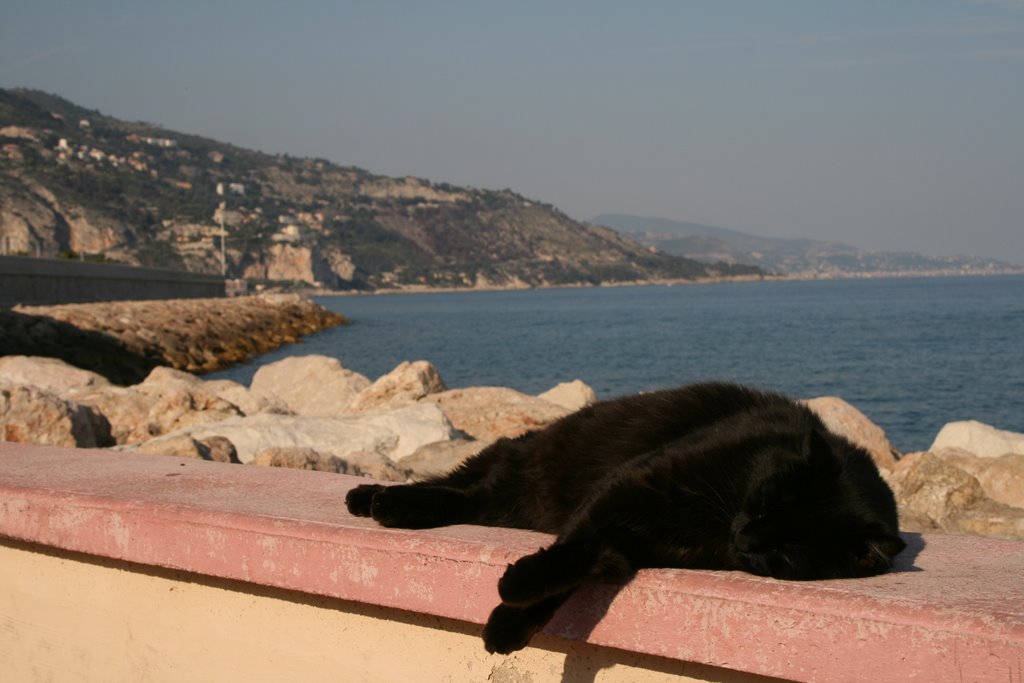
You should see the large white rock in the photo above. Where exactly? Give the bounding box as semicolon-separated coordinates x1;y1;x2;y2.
250;355;370;416
537;380;596;412
0;355;110;395
421;387;570;441
930;421;1024;459
346;360;447;413
140;402;457;464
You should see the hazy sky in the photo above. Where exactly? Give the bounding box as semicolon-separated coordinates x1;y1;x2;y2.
2;1;1023;262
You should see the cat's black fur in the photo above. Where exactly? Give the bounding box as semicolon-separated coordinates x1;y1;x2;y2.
345;382;905;654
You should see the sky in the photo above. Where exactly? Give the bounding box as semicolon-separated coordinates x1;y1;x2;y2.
2;1;1023;262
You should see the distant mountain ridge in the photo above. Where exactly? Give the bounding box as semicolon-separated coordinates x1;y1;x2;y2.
0;89;761;291
591;214;1022;277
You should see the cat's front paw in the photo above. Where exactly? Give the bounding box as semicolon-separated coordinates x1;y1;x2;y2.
482;603;538;655
345;484;385;517
498;551;549;607
367;486;424;527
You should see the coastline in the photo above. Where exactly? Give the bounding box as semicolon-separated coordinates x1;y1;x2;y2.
304;269;1023;298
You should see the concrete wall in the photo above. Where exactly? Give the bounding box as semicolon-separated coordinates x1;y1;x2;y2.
0;256;225;306
2;443;1023;683
0;539;758;683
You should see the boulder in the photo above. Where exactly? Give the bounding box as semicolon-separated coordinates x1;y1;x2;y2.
963;454;1024;510
67;385;152;445
948;505;1024;540
339;450;412;481
250;355;370;416
888;451;1024;539
134;434;209;459
144;402;457;464
398;439;486;480
121;368;244;443
199;435;240;464
893;504;939;533
0;384;112;448
252;447;349;472
804;396;899;470
930;421;1024;458
928;449;1024;510
0;355;110;395
140;366;202;388
251;447;410;481
346;360;447;412
888;452;988;526
133;434;238;463
202;378;292;416
537;380;596;412
421;387;570;441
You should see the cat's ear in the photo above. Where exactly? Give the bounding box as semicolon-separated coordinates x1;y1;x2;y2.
801;427;828;457
801;428;839;473
855;533;907;574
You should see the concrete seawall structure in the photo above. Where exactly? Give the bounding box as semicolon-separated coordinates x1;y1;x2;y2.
1;442;1022;682
0;255;226;306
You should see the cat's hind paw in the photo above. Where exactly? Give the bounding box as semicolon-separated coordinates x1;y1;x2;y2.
345;484;385;517
482;604;540;655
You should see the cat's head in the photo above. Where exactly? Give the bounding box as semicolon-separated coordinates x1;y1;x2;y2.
728;428;906;581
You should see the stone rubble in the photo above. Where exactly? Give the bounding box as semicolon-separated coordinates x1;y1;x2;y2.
2;352;1023;540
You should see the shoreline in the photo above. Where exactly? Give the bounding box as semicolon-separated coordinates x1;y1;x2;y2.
303;269;1023;298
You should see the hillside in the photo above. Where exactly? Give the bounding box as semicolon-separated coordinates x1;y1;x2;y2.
0;89;761;290
593;214;1022;278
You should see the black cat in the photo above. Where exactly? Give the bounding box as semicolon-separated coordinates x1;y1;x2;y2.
345;382;905;654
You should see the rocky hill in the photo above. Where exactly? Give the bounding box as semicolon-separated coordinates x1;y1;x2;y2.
0;89;761;290
593;214;1023;278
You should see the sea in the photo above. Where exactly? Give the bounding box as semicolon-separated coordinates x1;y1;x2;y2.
210;275;1024;453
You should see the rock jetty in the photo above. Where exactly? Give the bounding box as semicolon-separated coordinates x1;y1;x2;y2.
2;353;1022;540
0;294;346;384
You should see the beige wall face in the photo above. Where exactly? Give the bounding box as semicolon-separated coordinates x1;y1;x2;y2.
0;539;778;683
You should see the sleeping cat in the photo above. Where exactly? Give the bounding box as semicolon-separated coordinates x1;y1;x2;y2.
345;381;905;654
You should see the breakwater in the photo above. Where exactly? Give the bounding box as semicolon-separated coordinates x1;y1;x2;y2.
0;294;346;384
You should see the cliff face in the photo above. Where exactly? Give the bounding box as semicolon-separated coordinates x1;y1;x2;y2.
0;89;761;290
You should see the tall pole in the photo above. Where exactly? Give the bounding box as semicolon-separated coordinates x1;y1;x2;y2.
216;182;226;278
220;201;226;277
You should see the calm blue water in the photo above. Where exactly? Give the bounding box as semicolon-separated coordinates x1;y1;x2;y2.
211;276;1024;453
